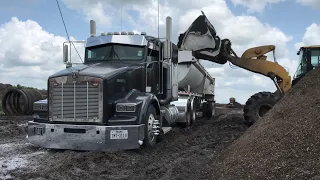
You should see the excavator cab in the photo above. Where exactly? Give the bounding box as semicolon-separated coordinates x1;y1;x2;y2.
293;46;320;85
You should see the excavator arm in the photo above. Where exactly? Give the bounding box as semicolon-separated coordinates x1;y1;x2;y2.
227;45;292;95
177;11;292;125
177;11;291;96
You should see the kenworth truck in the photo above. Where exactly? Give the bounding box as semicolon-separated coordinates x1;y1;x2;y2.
27;16;216;151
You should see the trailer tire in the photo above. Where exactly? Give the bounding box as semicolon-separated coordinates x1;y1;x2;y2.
206;102;215;119
202;102;215;119
143;105;158;147
202;102;208;118
190;99;197;126
181;100;192;128
243;91;278;126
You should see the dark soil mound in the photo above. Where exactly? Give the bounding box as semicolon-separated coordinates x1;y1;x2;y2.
10;109;247;180
214;68;320;180
0;116;33;141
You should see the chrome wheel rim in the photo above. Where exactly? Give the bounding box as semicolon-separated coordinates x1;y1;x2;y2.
148;113;155;142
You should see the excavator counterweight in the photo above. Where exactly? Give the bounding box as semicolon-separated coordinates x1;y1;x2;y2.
178;11;292;125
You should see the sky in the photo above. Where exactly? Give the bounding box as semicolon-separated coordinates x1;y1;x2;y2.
0;0;320;104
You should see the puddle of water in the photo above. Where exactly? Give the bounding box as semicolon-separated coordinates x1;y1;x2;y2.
0;151;46;178
1;156;28;171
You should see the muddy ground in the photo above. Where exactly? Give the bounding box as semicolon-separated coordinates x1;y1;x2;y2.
0;108;247;180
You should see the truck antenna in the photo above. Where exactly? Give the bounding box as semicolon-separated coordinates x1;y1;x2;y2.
55;0;83;63
121;0;123;32
157;0;160;39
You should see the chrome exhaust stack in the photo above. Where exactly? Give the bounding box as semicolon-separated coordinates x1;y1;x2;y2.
90;20;96;37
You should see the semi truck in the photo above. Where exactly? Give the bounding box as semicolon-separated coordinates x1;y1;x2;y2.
27;16;216;152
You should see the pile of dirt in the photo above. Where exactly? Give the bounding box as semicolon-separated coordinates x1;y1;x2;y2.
214;68;320;179
0;116;33;141
9;109;247;180
0;124;27;140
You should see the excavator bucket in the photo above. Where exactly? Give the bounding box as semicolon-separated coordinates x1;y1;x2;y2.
177;11;228;64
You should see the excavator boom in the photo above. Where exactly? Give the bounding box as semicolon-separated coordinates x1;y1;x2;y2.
226;46;292;94
177;11;291;96
177;11;292;125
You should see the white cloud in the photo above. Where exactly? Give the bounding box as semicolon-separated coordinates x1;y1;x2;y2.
1;0;300;104
0;17;84;89
230;0;286;13
295;23;320;49
176;0;295;103
229;0;320;13
297;0;320;7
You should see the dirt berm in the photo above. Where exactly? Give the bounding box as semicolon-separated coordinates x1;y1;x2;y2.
214;68;320;180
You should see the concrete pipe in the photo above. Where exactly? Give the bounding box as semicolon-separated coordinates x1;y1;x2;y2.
1;88;45;116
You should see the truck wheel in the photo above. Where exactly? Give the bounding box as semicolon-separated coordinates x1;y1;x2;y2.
206;102;215;119
190;99;196;125
243;91;278;126
202;102;208;118
143;105;158;147
181;100;192;128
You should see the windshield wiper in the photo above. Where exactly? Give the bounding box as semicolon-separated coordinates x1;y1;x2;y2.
102;51;112;61
113;50;122;61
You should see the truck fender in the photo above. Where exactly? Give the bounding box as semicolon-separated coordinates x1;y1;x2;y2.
137;94;161;124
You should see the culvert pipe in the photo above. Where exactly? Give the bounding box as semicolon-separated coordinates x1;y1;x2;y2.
1;88;45;116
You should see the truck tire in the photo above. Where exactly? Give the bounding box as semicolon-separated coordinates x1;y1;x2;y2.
243;91;278;126
206;102;215;119
181;100;192;128
202;102;215;119
190;98;196;125
143;105;158;147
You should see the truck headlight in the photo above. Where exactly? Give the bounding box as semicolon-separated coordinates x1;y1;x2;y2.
116;103;136;112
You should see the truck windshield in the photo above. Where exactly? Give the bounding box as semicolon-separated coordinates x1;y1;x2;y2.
85;44;145;62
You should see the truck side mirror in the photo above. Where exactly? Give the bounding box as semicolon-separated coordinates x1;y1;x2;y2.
63;44;69;63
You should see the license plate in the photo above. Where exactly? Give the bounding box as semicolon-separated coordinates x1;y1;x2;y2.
110;130;128;139
35;127;43;135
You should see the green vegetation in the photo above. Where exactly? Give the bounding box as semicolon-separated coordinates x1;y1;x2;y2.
13;84;34;89
0;102;3;115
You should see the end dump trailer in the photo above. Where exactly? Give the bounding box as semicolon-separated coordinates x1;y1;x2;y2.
27;16;216;152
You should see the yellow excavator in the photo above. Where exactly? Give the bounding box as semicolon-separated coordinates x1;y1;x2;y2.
178;11;319;125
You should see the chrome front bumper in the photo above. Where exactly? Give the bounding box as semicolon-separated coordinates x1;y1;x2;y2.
27;121;145;152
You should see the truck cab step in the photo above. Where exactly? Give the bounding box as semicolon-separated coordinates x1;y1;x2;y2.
162;127;172;134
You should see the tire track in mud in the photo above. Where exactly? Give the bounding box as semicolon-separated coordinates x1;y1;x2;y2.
1;109;247;180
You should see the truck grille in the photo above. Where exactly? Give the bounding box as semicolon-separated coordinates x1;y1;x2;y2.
50;82;101;122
